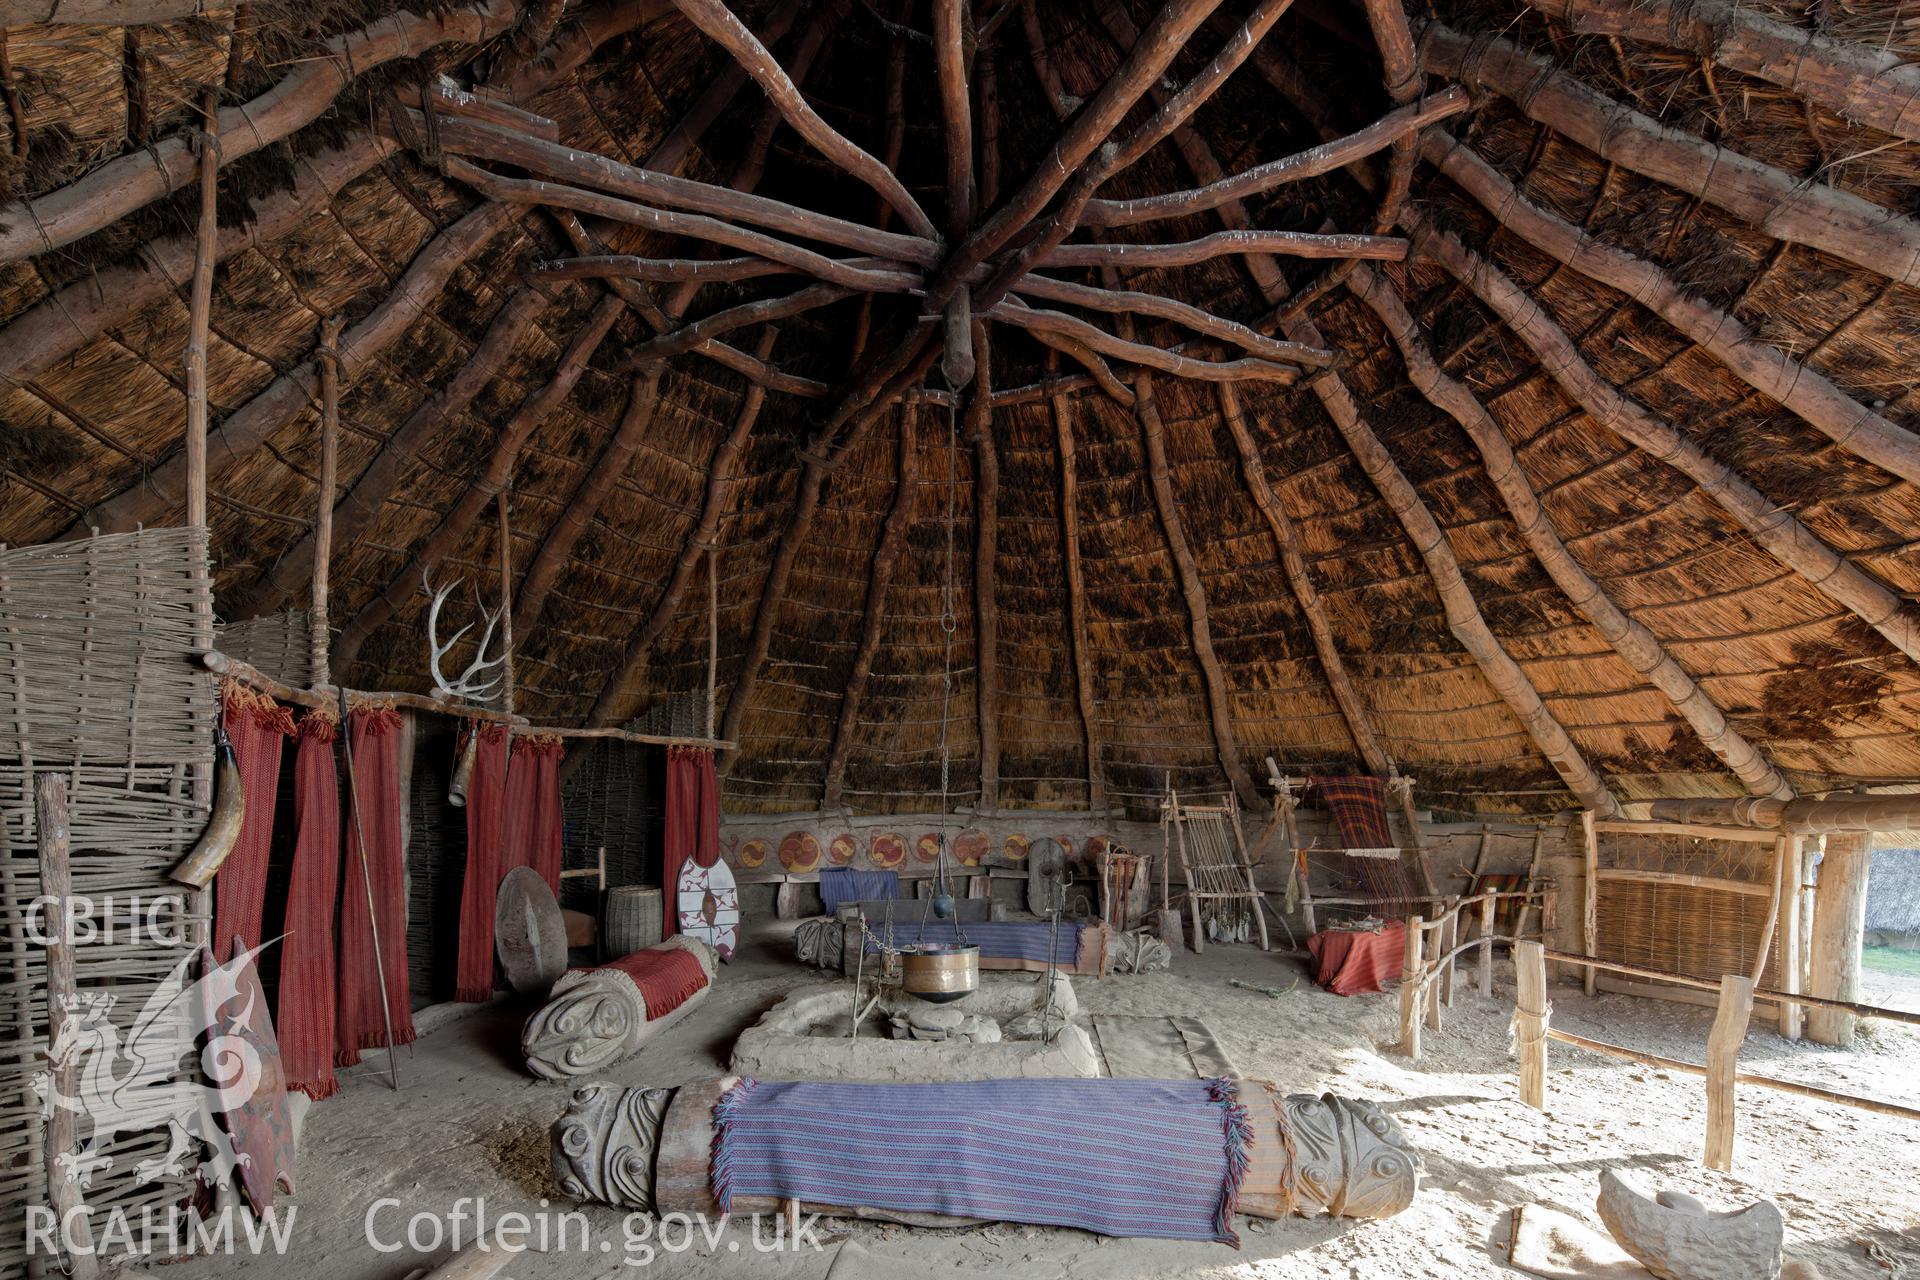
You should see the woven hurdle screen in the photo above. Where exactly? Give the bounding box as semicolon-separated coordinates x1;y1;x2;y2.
0;528;215;1278
1593;834;1785;995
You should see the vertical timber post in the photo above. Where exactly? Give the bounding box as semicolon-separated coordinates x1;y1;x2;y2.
1703;973;1755;1172
38;774;99;1280
1399;914;1423;1058
1779;835;1804;1041
1807;829;1872;1046
707;545;719;740
1478;891;1495;997
311;314;343;687
1515;939;1548;1110
1581;809;1599;995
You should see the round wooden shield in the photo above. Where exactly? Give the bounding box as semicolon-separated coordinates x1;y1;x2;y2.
737;838;768;869
678;857;739;960
1002;833;1031;862
953;829;990;867
914;832;943;863
1079;834;1110;878
1028;838;1068;916
827;833;858;866
495;867;568;996
779;831;821;874
869;833;905;869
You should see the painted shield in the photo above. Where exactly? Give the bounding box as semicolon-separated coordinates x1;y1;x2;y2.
737;838;768;869
779;831;821;874
678;857;739;960
827;833;858;866
915;833;943;864
1002;833;1031;863
870;833;905;869
212;938;295;1213
953;829;990;867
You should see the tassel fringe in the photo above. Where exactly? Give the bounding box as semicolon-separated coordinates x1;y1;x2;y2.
709;1076;759;1212
1206;1076;1251;1247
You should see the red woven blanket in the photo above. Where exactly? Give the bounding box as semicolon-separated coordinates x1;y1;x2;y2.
598;946;708;1021
1306;922;1406;997
1316;775;1395;849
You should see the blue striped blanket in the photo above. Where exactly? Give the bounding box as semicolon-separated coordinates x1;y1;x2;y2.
818;868;899;915
859;919;1080;965
712;1077;1251;1244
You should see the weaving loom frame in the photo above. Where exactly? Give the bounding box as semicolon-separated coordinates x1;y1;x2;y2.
1161;787;1272;954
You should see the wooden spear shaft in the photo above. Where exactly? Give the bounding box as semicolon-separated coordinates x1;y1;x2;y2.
337;687;400;1090
497;491;515;718
37;774;99;1280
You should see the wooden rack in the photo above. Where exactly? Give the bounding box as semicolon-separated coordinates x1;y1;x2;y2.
204;651;735;751
1395;888;1541;1058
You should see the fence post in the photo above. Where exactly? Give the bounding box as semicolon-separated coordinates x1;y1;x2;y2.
1515;939;1548;1110
1704;974;1755;1171
1399;915;1424;1059
1478;893;1495;997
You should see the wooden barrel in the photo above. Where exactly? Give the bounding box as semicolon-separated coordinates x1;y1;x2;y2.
601;886;664;960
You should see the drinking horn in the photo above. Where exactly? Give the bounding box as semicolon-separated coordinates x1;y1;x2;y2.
170;724;246;888
448;727;479;807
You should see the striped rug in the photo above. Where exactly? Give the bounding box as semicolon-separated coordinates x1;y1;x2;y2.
712;1076;1251;1244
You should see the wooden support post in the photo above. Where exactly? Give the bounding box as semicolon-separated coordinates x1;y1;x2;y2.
775;881;802;920
1478;891;1495;997
1424;918;1445;1031
1581;809;1598;995
1703;973;1755;1171
1399;914;1423;1058
1440;900;1458;1008
37;774;99;1280
1515;939;1548;1109
1807;829;1872;1046
1779;836;1804;1041
707;545;718;740
496;491;515;719
310;314;343;686
184;87;220;529
1051;378;1103;811
1751;833;1791;984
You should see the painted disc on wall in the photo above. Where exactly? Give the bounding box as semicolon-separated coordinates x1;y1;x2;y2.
915;832;943;864
1002;833;1031;862
953;829;990;867
779;831;821;874
869;833;905;869
827;833;858;866
737;838;768;869
1079;834;1110;877
678;857;739;960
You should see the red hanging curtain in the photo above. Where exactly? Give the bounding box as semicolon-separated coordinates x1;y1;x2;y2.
663;747;719;935
211;682;294;963
453;724;511;1002
504;735;565;894
335;704;416;1065
280;710;341;1099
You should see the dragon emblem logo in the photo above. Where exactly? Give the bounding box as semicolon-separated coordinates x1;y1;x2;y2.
32;940;278;1193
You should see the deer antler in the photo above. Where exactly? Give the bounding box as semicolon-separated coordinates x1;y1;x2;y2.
423;571;507;704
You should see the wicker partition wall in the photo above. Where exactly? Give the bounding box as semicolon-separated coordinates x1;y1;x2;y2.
1592;833;1787;1000
0;529;216;1279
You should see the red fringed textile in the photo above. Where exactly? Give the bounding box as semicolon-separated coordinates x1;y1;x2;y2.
336;705;416;1065
1306;922;1407;997
594;945;708;1020
453;725;511;1002
503;735;565;893
1316;776;1396;850
281;711;341;1099
212;684;294;963
663;747;719;936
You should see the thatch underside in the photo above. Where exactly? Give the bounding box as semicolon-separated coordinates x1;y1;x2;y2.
1;0;1916;818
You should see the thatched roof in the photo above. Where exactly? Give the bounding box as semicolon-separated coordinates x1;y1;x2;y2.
1867;848;1920;933
1;0;1916;819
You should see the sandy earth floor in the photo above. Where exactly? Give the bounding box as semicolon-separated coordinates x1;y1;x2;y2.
162;919;1920;1280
